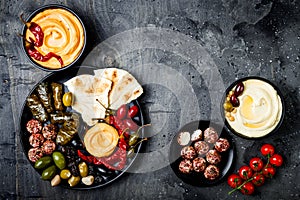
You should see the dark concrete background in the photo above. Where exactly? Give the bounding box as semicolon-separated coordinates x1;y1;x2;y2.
0;0;299;199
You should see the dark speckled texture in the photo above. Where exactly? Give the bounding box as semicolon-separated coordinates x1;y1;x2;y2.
0;0;299;199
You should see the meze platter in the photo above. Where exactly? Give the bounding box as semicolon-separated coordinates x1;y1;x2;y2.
19;66;145;189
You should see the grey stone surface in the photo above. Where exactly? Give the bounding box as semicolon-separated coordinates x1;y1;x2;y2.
0;0;299;199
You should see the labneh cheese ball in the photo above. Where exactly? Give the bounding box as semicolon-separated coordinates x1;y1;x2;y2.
28;147;43;162
181;146;197;160
204;127;219;144
193;157;207;172
42;140;56;155
206;149;222;165
191;129;202;142
204;165;220;180
214;138;230;152
26;119;42;134
194;141;210;155
42;124;57;140
179;159;193;174
29;133;45;147
177;131;191;146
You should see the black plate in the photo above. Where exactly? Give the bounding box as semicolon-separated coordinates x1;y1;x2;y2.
169;120;235;186
221;76;285;139
19;66;144;189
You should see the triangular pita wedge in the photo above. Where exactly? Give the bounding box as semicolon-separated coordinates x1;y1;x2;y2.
94;68;143;110
64;74;112;126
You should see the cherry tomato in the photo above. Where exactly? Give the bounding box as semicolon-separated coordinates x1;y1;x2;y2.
239;165;253;180
251;173;265;187
240;182;255;195
227;174;243;188
117;104;128;119
249;157;264;171
123;118;139;131
263;164;276;178
128;105;139;118
270;154;283;167
260;144;275;157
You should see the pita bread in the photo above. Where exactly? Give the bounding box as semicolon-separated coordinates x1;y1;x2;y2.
94;68;143;110
64;74;112;126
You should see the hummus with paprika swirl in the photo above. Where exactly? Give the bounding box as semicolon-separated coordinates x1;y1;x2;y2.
25;8;85;69
227;79;283;138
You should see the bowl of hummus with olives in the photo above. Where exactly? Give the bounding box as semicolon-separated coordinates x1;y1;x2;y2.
21;4;86;71
222;77;285;138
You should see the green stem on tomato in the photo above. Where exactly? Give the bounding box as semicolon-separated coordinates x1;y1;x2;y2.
228;155;271;195
228;177;253;195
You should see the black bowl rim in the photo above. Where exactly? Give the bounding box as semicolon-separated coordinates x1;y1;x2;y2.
18;65;145;190
221;76;286;139
21;4;87;72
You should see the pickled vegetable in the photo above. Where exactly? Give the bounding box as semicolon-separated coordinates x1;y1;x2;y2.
51;174;61;187
34;156;52;169
68;176;80;187
223;102;233;112
60;169;71;179
52;151;66;170
79;162;88;177
82;175;94;186
26;94;48;122
129;133;139;146
36;82;53;113
42;165;56;180
63;92;73;107
51;82;64;111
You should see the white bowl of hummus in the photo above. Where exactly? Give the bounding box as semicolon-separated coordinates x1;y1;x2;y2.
222;77;285;139
21;4;86;71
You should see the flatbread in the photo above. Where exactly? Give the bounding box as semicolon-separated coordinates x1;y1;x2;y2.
94;68;143;110
64;74;112;126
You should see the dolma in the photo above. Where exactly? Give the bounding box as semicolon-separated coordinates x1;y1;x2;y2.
26;94;48;122
36;82;53;113
50;112;72;124
51;82;64;111
56;114;79;145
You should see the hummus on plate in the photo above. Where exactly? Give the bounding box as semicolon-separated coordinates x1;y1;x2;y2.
227;79;283;138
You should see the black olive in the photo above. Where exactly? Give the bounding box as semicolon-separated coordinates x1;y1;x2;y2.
94;175;103;184
88;165;95;176
71;139;83;148
70;164;80;177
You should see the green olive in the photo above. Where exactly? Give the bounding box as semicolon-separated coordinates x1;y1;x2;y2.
62;92;73;107
34;156;52;170
42;165;57;180
60;169;71;179
52;151;66;170
68;176;81;187
78;162;88;177
223;101;233;112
